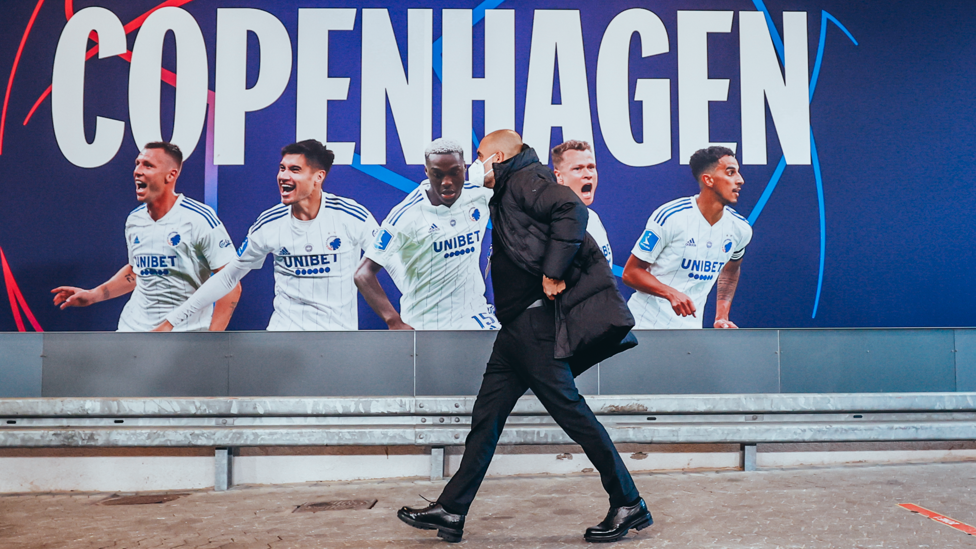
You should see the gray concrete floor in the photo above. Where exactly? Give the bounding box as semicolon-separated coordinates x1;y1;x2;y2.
1;461;975;548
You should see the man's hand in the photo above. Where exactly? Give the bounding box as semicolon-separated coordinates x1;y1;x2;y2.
152;320;174;332
543;276;566;300
387;319;415;330
714;319;738;329
667;289;696;317
51;286;99;309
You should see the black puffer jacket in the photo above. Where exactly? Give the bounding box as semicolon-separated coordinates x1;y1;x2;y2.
489;145;637;373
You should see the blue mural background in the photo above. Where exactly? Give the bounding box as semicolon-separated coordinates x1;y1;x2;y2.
0;0;973;332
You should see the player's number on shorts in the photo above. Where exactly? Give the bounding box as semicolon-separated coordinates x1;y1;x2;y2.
471;312;499;329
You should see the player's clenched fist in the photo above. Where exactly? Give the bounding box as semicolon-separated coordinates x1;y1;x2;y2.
51;286;98;309
666;289;696;318
714;319;738;329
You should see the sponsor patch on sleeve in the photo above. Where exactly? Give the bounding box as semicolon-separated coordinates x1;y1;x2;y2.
374;229;393;251
638;230;659;252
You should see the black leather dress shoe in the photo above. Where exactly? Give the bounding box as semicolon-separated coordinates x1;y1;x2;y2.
397;502;466;543
584;498;653;543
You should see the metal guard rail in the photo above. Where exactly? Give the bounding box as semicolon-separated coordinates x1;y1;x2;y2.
2;393;975;490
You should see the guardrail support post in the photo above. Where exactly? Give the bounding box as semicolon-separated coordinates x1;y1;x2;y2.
741;444;757;471
215;447;234;491
431;447;445;480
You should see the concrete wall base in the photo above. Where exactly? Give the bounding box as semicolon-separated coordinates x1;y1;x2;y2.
1;442;975;493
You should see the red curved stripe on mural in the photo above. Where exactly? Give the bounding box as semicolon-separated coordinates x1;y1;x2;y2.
0;247;43;332
19;0;196;127
65;0;73;20
0;0;47;155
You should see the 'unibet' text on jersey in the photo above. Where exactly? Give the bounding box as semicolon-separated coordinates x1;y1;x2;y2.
236;193;378;330
364;181;497;330
628;195;752;329
121;194;237;331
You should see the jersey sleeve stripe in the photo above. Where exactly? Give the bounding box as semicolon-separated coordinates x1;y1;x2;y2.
328;196;369;217
725;207;749;223
182;196;217;217
325;203;368;222
326;198;369;218
250;210;289;233
391;197;424;225
182;200;219;225
659;205;693;225
253;204;289;225
387;188;424;221
653;198;693;224
180;203;218;228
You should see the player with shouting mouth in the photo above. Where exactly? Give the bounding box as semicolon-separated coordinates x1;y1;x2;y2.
155;139;378;331
52;141;240;331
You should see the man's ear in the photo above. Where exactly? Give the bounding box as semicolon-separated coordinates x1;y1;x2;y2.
553;167;563;184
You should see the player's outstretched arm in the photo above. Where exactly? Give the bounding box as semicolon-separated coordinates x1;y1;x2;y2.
208;264;242;332
622;254;696;318
714;258;742;329
153;260;250;332
354;257;413;330
51;265;136;309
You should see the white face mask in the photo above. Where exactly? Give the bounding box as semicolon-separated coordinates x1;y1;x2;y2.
468;153;495;187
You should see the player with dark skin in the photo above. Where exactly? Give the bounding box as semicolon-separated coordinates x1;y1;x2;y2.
621;154;744;328
353;150;468;330
52;146;241;331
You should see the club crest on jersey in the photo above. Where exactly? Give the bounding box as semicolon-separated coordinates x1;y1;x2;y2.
686;238;696;247
219;239;232;248
706;241;713;248
450;219;457;227
325;237;341;251
168;232;181;246
469;207;481;222
723;238;733;253
374;229;393;251
305;244;313;252
638;230;659;252
278;247;290;256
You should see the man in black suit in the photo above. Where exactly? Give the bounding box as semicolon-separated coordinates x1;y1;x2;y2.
397;130;651;543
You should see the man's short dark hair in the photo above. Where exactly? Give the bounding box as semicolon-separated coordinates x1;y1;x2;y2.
689;146;736;182
551;140;592;169
144;141;183;168
281;139;335;173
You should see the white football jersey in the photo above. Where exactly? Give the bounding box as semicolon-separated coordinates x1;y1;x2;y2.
587;208;613;266
364;181;497;330
628;195;752;329
120;194;236;332
236;192;379;330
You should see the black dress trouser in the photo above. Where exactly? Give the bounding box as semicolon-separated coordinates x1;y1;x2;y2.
437;302;640;515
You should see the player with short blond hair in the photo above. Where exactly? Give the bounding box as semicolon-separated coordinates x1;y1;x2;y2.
552;139;612;266
52;142;240;331
355;138;497;330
